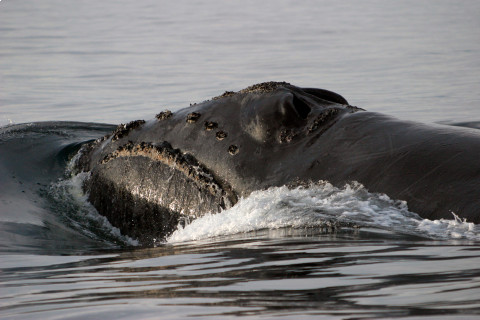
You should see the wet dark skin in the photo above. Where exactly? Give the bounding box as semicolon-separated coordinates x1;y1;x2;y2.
77;82;480;243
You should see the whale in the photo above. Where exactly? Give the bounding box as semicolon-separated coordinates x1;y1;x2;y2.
75;82;480;243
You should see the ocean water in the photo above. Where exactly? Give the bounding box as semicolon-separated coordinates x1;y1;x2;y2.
1;0;480;319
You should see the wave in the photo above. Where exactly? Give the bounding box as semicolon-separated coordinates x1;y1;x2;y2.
0;121;124;254
168;182;479;243
47;170;140;246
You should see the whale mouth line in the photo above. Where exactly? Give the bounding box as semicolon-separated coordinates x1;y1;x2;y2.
100;140;238;209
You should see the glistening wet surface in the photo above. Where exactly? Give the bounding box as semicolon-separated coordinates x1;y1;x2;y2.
2;230;480;319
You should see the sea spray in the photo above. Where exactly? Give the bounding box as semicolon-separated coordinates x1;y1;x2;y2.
168;181;480;243
48;167;140;246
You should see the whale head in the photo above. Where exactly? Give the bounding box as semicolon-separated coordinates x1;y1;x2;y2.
76;82;358;243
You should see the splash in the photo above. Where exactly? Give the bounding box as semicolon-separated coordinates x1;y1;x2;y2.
48;167;139;247
168;182;480;243
417;212;477;240
59;150;479;245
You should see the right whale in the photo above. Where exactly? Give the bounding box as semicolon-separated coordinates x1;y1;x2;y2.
76;82;480;243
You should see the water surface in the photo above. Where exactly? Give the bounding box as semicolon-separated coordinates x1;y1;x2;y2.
1;1;480;319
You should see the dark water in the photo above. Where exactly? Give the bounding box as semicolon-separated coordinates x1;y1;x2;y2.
1;0;480;319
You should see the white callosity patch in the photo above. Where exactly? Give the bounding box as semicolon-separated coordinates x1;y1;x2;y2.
100;141;236;216
168;181;480;243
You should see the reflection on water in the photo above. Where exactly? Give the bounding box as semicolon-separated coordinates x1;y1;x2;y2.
2;229;480;319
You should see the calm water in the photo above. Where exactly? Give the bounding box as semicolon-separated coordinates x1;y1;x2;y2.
1;0;480;319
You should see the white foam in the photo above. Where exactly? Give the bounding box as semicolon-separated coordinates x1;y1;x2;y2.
167;181;480;243
417;212;478;240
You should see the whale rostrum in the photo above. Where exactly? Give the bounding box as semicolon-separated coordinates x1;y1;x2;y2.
75;82;480;244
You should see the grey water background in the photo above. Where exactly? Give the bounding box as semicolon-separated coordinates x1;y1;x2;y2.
1;0;480;319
